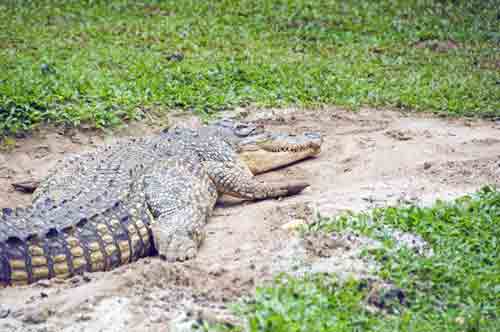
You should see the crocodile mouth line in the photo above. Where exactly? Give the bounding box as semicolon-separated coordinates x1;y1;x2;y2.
259;142;322;153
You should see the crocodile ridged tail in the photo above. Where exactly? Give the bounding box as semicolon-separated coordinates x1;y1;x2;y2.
0;203;154;287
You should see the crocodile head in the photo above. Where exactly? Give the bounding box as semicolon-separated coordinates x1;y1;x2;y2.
212;119;322;174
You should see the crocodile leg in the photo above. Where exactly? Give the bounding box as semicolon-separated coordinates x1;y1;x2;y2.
204;160;309;200
144;158;218;262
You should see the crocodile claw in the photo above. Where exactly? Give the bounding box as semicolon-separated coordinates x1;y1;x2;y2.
152;225;198;262
282;181;310;196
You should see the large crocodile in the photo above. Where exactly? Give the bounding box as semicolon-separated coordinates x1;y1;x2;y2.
0;120;321;286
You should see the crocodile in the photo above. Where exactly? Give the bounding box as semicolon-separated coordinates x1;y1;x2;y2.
0;119;322;286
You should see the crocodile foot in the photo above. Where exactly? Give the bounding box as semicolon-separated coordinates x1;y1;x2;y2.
151;225;199;262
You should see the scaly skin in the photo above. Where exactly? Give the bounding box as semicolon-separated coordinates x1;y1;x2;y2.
0;120;322;286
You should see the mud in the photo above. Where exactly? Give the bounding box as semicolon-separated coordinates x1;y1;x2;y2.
0;108;499;332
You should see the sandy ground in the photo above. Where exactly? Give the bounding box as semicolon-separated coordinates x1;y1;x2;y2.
0;108;499;332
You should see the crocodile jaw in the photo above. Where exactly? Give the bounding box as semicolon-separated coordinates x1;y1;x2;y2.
240;146;321;174
237;132;322;174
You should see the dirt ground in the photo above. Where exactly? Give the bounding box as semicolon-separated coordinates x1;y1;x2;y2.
0;108;499;332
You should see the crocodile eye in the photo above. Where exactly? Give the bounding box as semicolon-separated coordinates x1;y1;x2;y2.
217;119;235;128
235;124;256;137
235;124;249;130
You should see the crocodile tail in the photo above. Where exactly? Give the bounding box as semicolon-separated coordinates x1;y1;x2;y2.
0;201;154;286
0;243;10;288
1;209;14;287
0;207;36;286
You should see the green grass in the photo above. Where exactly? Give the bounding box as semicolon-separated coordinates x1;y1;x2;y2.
223;187;499;332
1;0;499;136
